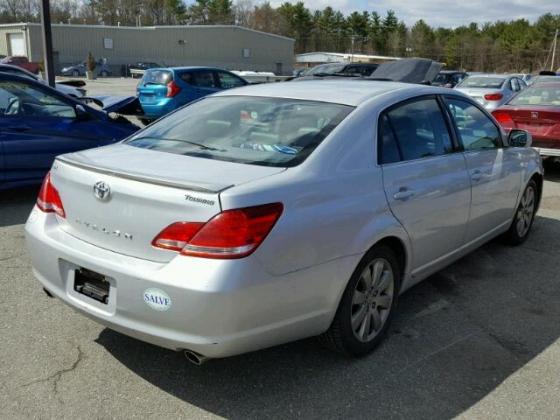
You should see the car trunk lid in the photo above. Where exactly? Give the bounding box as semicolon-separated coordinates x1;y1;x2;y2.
495;106;560;147
51;144;285;262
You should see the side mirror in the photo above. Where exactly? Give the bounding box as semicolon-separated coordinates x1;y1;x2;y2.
75;104;93;121
508;129;532;148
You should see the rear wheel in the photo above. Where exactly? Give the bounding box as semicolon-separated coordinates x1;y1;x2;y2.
321;245;400;356
503;180;537;245
100;70;109;77
72;70;79;77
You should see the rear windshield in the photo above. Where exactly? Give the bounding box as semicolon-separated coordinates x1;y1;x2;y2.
126;96;353;167
142;69;172;85
457;77;505;89
508;85;560;106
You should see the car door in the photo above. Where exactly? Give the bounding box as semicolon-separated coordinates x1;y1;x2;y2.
444;96;521;242
380;96;471;275
0;79;103;185
189;69;221;99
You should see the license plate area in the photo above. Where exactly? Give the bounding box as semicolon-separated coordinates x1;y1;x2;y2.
74;268;110;304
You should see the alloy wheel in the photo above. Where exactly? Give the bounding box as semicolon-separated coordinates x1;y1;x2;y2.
516;185;535;238
351;258;394;343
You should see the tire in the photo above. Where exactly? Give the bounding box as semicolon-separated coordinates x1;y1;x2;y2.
72;70;79;77
100;70;109;77
503;179;537;245
321;245;400;356
139;118;152;126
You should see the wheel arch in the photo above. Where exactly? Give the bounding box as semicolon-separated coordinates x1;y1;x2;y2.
530;172;543;212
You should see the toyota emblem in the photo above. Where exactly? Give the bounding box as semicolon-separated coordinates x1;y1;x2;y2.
93;181;111;201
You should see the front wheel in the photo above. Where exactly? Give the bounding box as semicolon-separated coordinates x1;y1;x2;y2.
503;180;537;245
321;245;400;356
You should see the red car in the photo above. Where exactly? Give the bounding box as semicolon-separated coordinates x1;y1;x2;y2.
492;81;560;158
0;56;40;74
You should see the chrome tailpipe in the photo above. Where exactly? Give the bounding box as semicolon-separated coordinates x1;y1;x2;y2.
184;350;209;365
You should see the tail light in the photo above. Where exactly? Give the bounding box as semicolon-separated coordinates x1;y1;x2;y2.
484;92;503;101
492;111;515;129
152;203;283;259
36;173;65;218
166;80;181;97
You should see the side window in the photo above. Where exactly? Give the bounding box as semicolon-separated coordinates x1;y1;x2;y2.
510;79;519;92
190;71;218;88
378;114;401;164
445;98;500;151
0;81;75;118
380;98;453;162
217;71;245;89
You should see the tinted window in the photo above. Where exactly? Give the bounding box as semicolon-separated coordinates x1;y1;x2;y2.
446;98;500;150
126;96;353;168
378;114;400;164
217;71;245;89
0;81;75;118
381;98;453;162
190;71;217;88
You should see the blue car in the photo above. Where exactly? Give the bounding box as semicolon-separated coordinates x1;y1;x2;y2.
137;67;248;123
0;73;139;190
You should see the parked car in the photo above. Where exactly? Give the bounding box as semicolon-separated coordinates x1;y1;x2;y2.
137;66;248;124
0;64;86;97
454;74;527;111
127;62;162;78
0;56;40;74
432;70;468;88
60;61;111;77
527;75;559;86
0;73;139;190
25;80;542;363
492;80;560;158
511;73;534;85
296;62;379;79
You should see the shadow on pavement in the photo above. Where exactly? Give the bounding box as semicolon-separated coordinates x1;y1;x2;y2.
97;213;560;419
0;186;38;228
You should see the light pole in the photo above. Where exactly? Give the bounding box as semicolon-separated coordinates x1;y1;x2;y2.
40;0;55;87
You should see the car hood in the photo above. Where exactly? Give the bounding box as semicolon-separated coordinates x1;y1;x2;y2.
82;95;143;115
368;58;442;84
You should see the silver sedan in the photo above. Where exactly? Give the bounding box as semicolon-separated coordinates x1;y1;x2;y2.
455;74;527;111
25;80;543;363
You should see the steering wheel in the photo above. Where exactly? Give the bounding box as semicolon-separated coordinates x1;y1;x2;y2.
4;97;21;115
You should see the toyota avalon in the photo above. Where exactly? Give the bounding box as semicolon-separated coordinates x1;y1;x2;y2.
25;80;543;363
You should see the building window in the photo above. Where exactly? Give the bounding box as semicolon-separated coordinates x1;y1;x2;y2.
103;38;113;49
242;48;250;58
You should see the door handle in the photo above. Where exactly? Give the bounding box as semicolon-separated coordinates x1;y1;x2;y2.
471;170;482;181
393;188;415;201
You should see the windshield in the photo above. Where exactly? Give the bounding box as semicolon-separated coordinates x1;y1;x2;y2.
457;76;505;89
142;69;172;85
126;96;353;167
508;85;560;106
307;64;346;75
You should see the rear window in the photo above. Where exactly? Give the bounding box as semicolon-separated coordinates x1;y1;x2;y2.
508;85;560;106
126;96;353;167
142;69;172;85
457;77;505;89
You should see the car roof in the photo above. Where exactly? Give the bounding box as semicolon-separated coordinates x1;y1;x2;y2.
212;79;432;106
468;74;508;79
154;66;226;72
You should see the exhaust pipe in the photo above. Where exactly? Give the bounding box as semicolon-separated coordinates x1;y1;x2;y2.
184;350;209;365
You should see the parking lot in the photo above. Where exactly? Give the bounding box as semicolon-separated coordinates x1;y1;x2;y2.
1;133;559;419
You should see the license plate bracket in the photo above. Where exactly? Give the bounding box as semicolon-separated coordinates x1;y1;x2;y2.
74;268;110;304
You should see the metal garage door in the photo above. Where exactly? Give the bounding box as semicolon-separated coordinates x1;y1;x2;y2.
8;33;25;56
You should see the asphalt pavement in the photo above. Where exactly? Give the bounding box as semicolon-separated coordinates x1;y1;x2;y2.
1;83;560;418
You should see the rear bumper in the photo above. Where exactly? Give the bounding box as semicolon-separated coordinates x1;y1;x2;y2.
25;208;357;358
138;99;176;119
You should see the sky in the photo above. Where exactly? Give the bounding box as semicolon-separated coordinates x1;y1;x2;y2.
268;0;559;28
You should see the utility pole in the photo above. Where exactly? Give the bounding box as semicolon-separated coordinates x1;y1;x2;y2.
551;28;559;72
40;0;55;87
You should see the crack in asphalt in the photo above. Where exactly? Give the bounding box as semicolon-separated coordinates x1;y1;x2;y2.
21;346;85;400
0;254;24;262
